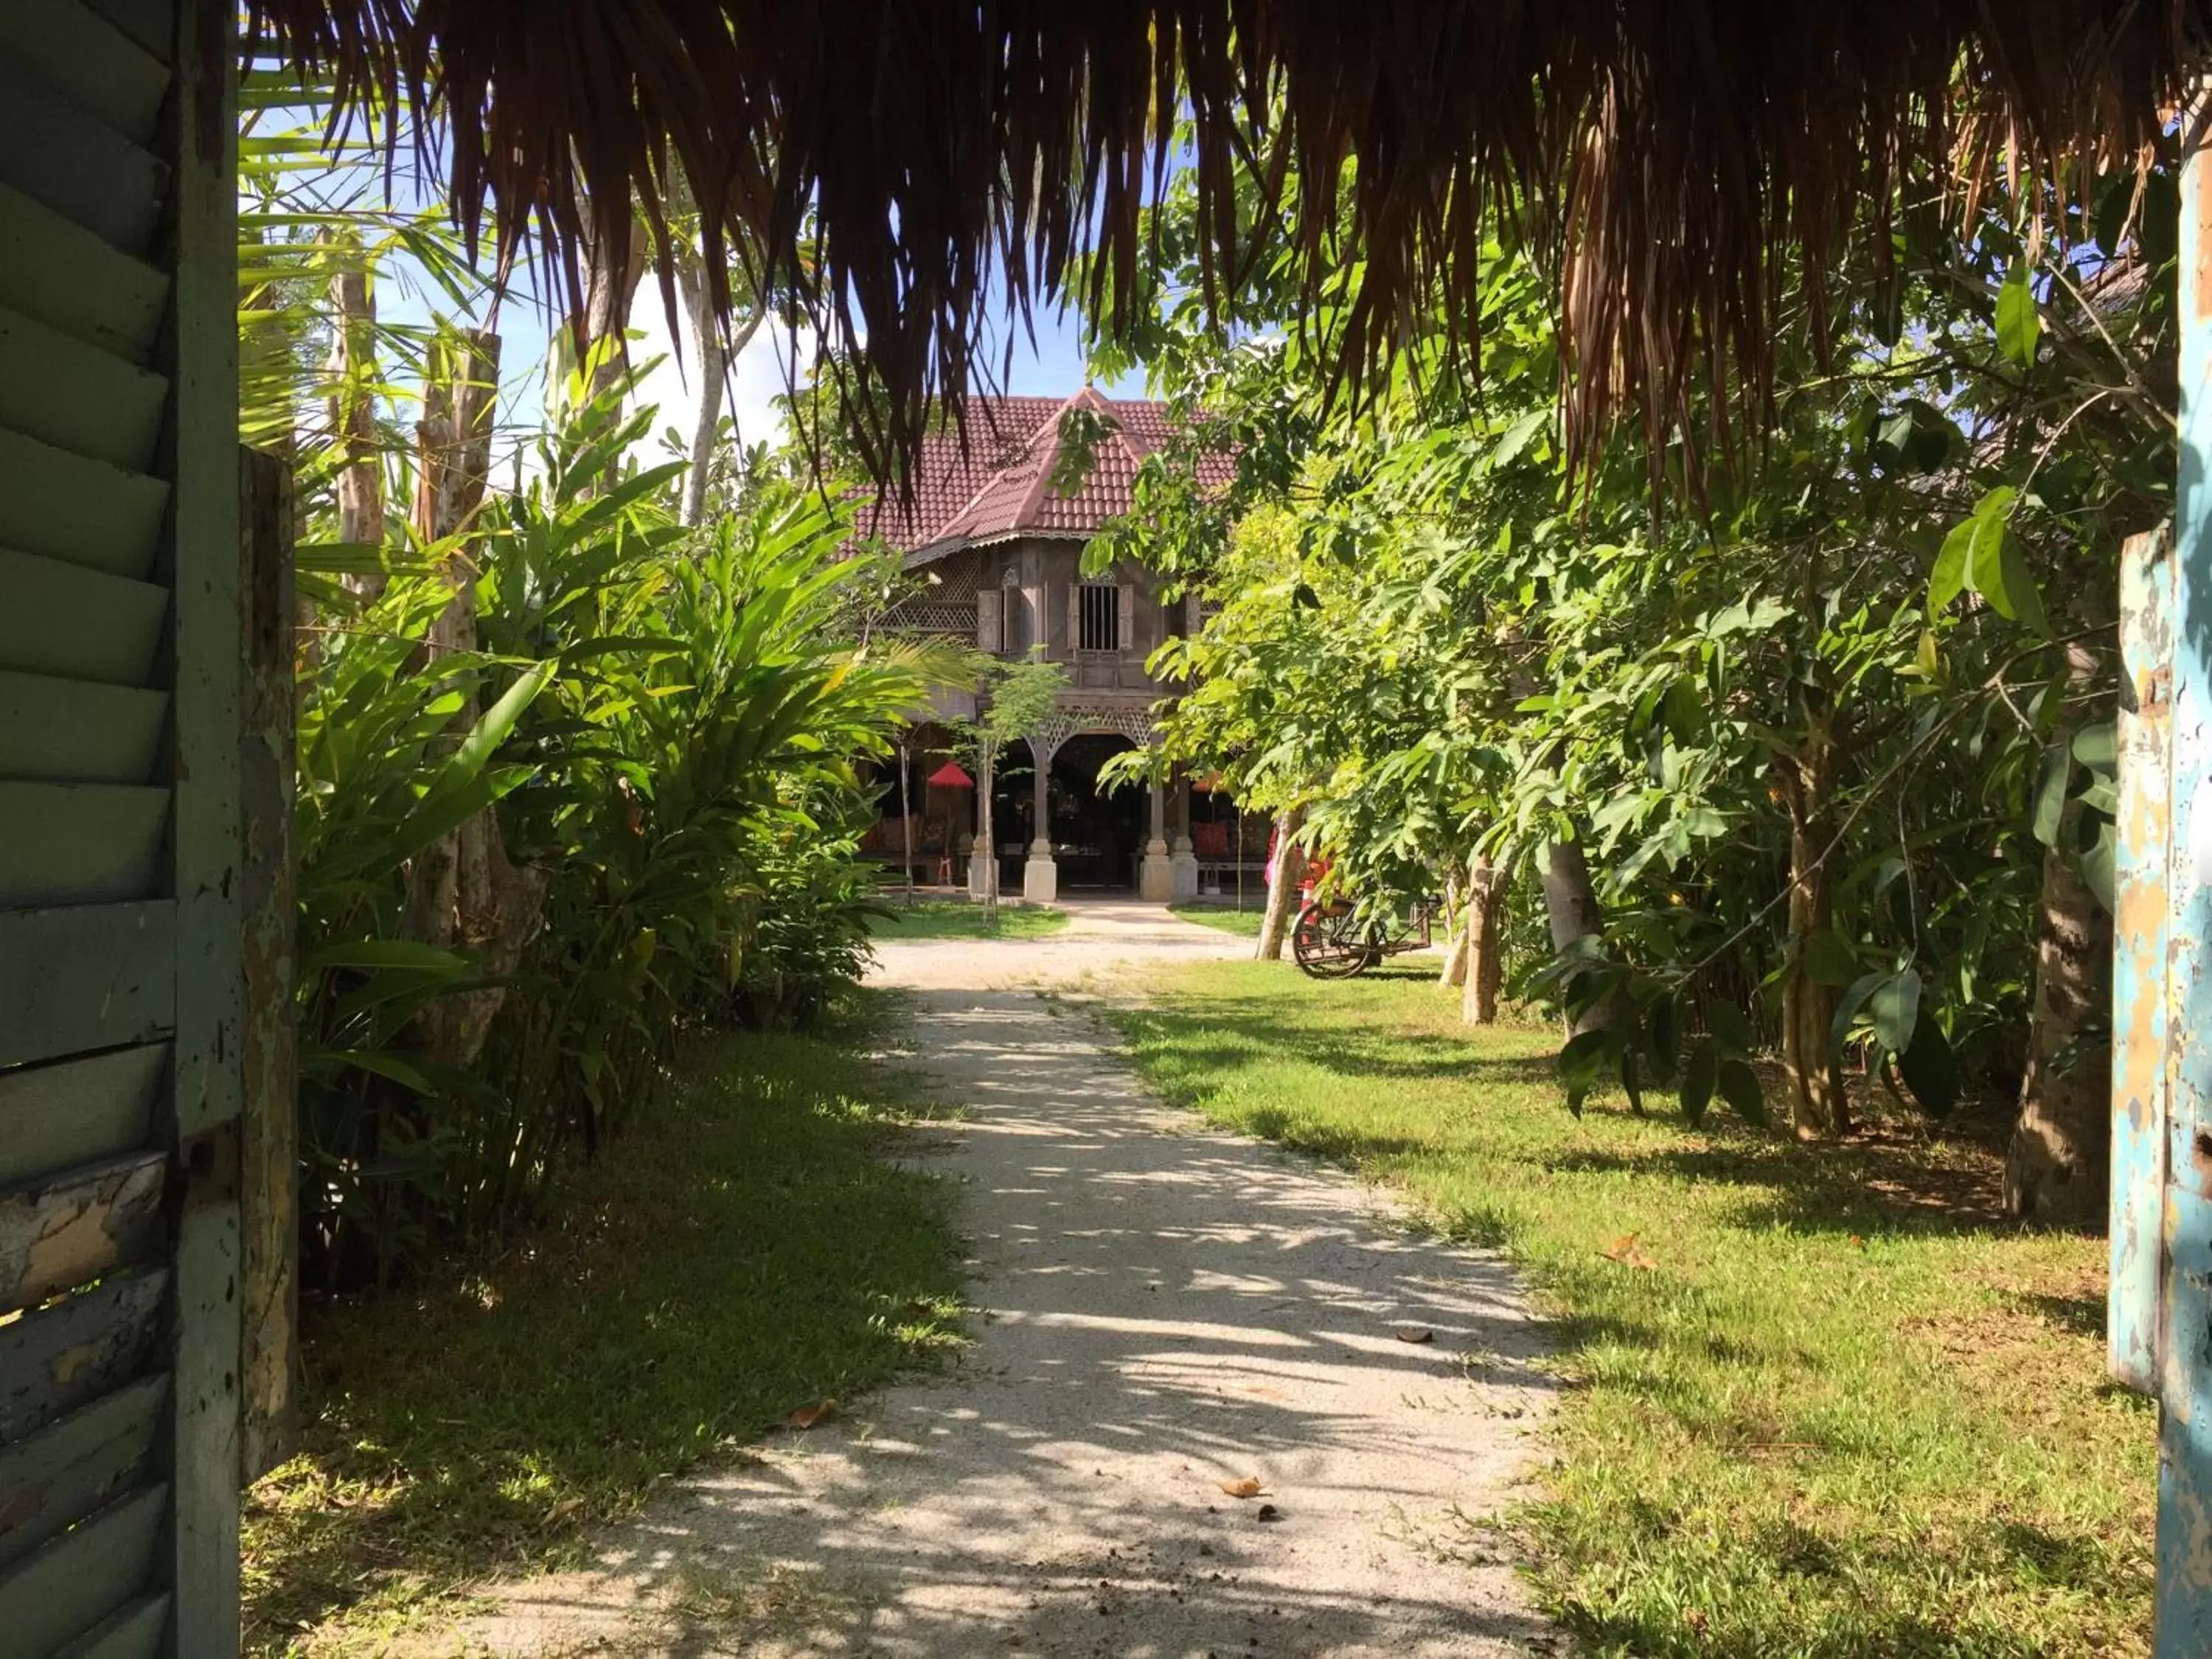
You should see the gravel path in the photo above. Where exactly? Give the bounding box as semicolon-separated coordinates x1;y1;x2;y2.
462;900;1559;1658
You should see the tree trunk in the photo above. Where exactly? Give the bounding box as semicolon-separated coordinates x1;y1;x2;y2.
1439;866;1470;987
403;330;539;1073
1462;852;1509;1025
1778;714;1851;1140
577;204;648;411
1256;807;1307;961
675;265;766;528
328;257;384;596
1540;838;1614;1035
2005;639;2112;1224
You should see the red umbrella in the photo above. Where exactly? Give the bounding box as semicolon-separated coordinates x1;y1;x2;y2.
927;761;974;789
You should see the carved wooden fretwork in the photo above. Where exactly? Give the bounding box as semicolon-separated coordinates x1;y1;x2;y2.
1027;700;1158;768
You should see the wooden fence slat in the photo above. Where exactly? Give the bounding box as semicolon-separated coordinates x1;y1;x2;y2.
0;1373;164;1568
0;903;175;1069
0;305;167;470
0;782;170;908
0;427;169;580
0;58;167;255
0;671;167;784
53;1591;169;1659
0;1267;167;1442
0;1150;167;1313
0;548;168;688
0;1484;163;1656
0;0;171;145
0;1045;167;1189
0;182;165;364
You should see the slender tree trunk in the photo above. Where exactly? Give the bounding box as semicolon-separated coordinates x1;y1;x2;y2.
1778;714;1851;1140
1462;852;1509;1025
2005;639;2112;1223
978;742;999;920
675;265;765;527
403;330;542;1073
328;258;384;596
1439;866;1470;987
1540;838;1615;1035
898;739;915;903
1256;807;1307;961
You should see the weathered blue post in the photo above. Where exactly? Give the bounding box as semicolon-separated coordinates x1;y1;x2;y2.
2113;100;2212;1652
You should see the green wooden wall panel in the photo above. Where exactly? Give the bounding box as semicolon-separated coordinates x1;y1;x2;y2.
0;671;167;783
0;184;165;366
54;1593;169;1659
0;1267;166;1441
165;4;245;1646
81;0;171;63
0;1;170;146
0;429;168;580
0;1150;167;1310
0;903;175;1068
0;1484;162;1657
0;782;169;907
0;60;167;256
0;1045;167;1187
0;1374;164;1569
0;305;167;470
0;549;168;688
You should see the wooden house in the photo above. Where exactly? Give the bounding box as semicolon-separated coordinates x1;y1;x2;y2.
858;389;1256;903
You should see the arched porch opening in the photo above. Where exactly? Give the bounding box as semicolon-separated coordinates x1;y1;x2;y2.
1047;732;1145;890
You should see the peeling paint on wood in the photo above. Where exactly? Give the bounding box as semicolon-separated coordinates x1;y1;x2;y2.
0;1267;165;1442
0;1151;166;1312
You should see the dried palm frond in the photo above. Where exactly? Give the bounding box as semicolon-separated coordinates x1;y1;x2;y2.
245;1;2202;484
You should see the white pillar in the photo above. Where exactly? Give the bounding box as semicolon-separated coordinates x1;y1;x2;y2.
1169;770;1200;900
1138;769;1174;901
1023;745;1057;902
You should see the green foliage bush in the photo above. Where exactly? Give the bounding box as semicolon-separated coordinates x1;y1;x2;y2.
288;376;940;1289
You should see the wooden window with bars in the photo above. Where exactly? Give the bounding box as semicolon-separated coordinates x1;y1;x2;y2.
1079;581;1123;653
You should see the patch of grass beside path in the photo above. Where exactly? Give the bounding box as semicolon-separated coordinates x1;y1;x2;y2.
243;1001;964;1654
1104;961;2154;1659
1168;901;1267;936
866;897;1070;939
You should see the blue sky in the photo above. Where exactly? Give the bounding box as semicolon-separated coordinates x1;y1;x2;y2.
373;252;1144;481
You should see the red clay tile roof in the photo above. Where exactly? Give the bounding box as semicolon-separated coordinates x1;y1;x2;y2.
855;389;1205;560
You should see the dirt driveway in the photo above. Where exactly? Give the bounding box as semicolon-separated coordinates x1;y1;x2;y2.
465;900;1559;1657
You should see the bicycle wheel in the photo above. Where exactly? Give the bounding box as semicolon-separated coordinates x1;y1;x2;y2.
1293;902;1374;979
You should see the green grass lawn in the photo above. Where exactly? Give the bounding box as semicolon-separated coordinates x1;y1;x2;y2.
243;1004;964;1653
1104;962;2153;1659
1168;901;1267;936
866;897;1071;939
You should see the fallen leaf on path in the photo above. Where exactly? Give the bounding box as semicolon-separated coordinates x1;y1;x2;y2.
1394;1326;1433;1344
1599;1233;1659;1270
1219;1477;1265;1498
784;1399;835;1430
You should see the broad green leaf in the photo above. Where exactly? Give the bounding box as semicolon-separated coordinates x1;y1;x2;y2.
2073;722;2117;768
1866;970;1923;1054
1559;1027;1610;1116
1679;1038;1717;1125
1799;928;1862;988
2031;744;2071;846
1996;264;2041;368
1707;999;1758;1054
1896;1018;1960;1117
1931;486;2017;616
2078;814;2118;912
303;938;473;975
1987;535;2051;636
1716;1058;1767;1126
1831;970;1891;1055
